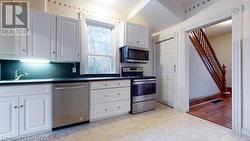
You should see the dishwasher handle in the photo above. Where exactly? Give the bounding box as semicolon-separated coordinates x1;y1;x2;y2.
54;85;88;90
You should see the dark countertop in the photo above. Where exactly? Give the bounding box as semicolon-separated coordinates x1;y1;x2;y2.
0;76;156;85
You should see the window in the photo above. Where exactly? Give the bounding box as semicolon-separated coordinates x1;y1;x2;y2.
87;24;115;74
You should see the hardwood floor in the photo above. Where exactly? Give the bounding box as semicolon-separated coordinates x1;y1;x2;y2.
188;96;232;129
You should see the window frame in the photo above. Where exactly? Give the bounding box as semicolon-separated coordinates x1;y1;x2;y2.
85;20;116;74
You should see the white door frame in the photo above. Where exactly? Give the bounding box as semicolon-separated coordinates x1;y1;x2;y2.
178;6;244;133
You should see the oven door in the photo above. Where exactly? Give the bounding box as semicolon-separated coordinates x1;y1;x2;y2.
127;48;149;63
132;79;156;102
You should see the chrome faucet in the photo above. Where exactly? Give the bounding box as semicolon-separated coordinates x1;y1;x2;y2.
14;68;29;81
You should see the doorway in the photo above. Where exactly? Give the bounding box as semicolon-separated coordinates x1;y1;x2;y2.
187;19;232;128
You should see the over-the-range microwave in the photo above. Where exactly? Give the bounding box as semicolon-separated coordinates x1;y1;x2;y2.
120;46;149;64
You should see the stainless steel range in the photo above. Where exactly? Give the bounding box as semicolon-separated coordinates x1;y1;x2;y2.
122;67;156;114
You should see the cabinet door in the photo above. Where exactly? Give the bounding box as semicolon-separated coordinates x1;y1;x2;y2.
19;94;51;135
57;16;80;62
0;97;18;138
138;25;148;48
126;23;138;47
28;11;56;60
0;35;27;59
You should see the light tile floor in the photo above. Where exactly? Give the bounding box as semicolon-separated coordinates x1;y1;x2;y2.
24;104;250;141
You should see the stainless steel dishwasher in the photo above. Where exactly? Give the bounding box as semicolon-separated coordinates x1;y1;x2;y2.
53;82;89;129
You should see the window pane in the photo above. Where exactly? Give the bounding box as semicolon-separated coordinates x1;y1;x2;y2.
88;55;113;74
88;25;113;56
87;23;115;74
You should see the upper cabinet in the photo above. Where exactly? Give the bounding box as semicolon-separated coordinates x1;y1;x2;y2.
125;22;149;49
0;11;81;62
28;11;56;60
0;35;27;60
57;16;81;62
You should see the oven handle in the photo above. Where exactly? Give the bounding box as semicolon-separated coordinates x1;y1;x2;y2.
133;81;156;85
133;79;156;82
127;59;149;63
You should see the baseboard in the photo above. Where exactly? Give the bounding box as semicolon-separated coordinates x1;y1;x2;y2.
189;93;222;107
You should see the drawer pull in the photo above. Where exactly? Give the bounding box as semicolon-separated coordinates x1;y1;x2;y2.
105;109;108;111
118;106;121;109
20;105;24;108
118;93;121;95
105;95;108;97
105;84;108;86
118;83;121;85
14;106;18;109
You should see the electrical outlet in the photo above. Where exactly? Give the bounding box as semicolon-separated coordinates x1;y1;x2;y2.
72;67;77;73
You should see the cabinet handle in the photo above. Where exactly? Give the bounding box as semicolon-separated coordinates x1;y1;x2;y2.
22;49;26;52
105;109;108;111
20;105;24;108
118;83;121;85
105;84;108;86
105;95;108;97
52;51;56;54
14;106;18;109
118;93;121;96
118;106;121;109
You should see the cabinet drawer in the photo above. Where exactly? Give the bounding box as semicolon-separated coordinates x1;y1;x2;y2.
91;87;130;104
90;100;130;120
90;80;130;90
0;84;51;97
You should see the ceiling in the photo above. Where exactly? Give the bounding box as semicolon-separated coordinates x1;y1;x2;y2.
175;0;194;7
80;0;144;17
60;0;196;34
129;0;183;33
204;20;232;37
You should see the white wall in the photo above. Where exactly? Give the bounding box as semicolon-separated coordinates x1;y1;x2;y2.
0;0;46;11
188;38;219;99
152;0;250;135
208;33;232;87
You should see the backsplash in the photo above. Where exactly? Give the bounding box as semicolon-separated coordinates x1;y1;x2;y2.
0;60;81;80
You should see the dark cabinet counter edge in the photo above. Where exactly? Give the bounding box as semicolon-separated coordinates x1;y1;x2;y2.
0;76;156;85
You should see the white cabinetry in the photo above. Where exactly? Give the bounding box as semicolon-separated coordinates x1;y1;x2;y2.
0;11;81;62
125;23;148;49
0;84;52;138
0;97;18;138
0;35;27;59
19;94;51;135
57;16;80;62
28;11;56;60
90;80;131;121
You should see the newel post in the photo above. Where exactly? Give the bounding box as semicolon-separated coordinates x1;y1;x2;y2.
222;64;227;93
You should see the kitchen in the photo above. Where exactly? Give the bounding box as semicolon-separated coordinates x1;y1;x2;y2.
0;0;158;139
1;0;250;141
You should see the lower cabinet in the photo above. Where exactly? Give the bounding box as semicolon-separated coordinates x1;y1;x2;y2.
0;84;52;139
90;80;131;121
19;94;51;135
0;97;19;138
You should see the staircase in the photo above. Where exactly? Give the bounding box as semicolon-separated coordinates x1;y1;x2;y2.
189;29;228;94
